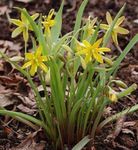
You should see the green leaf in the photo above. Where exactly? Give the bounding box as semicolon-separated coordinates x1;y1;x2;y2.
0;110;43;127
50;59;66;122
107;34;138;77
70;0;88;49
72;136;91;150
51;0;64;43
98;104;138;130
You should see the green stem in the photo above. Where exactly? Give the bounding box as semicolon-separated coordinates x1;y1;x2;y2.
117;83;137;99
97;104;138;131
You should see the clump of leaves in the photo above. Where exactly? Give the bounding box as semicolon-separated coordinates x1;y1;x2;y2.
0;0;138;150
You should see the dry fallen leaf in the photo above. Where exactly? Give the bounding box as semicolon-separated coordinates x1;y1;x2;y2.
17;104;36;115
0;93;15;107
11;130;45;150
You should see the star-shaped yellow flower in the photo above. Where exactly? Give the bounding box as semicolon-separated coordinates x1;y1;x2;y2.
22;46;48;76
42;9;55;34
76;38;110;64
100;12;129;45
11;12;39;43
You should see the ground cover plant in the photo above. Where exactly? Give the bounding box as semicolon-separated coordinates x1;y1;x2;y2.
0;0;138;149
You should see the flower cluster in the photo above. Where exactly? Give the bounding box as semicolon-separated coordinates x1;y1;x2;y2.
10;10;130;102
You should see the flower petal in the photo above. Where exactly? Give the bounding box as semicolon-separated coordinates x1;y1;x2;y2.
31;13;39;21
100;24;109;30
40;56;48;61
82;40;91;48
106;12;113;25
93;38;102;48
115;27;129;34
12;27;23;38
39;63;48;73
35;46;42;57
30;63;37;76
48;9;55;20
93;51;103;63
90;17;97;27
10;19;23;26
49;20;55;26
25;53;34;60
22;61;32;69
116;16;125;26
98;47;111;52
112;32;118;45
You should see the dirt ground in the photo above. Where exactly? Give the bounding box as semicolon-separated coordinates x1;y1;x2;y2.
0;0;138;149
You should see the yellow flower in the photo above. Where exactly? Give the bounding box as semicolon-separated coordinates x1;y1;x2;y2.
11;12;39;42
108;87;118;102
22;46;48;76
42;9;55;34
76;38;110;64
109;93;118;103
100;12;129;45
85;17;97;37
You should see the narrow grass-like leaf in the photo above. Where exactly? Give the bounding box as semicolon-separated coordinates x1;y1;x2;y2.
0;110;43;127
98;104;138;130
107;34;138;77
72;136;91;150
71;0;88;49
50;59;66;122
51;0;64;43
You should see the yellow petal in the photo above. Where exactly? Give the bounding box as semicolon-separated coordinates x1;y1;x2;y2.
116;16;125;26
93;52;103;63
22;61;32;69
112;32;118;45
115;27;129;34
35;46;42;57
49;20;55;26
106;12;113;25
39;63;48;73
82;40;91;48
98;47;111;52
93;38;102;48
40;56;48;61
12;27;23;38
23;28;29;42
48;9;55;20
31;13;39;21
25;53;34;60
109;93;118;102
90;17;97;27
30;64;37;76
10;19;23;26
100;24;109;30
